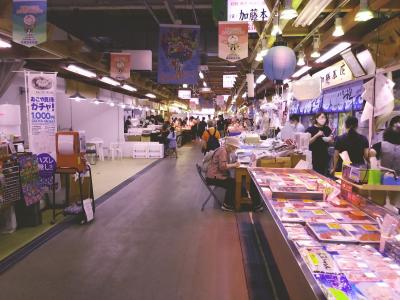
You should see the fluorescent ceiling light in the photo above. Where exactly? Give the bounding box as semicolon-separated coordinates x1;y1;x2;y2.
292;66;312;78
333;17;344;37
0;38;11;48
69;91;86;102
271;15;282;36
121;84;137;92
118;103;126;109
182;84;188;88
355;0;374;22
145;93;156;99
109;102;115;107
100;76;120;86
256;74;266;84
66;64;97;78
281;0;298;20
203;81;207;87
93;100;100;105
297;50;306;66
242;92;247;98
315;42;351;63
199;71;204;79
294;0;332;27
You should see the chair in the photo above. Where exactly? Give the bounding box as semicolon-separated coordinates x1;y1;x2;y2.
195;164;223;211
132;142;149;158
109;142;123;160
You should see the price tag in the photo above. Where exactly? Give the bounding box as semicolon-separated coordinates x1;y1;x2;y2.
377;282;389;287
364;272;376;278
313;210;325;215
328;223;342;230
389;264;400;270
362;225;378;231
356;262;368;268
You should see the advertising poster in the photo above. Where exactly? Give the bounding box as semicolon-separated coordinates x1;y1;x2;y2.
12;0;47;47
26;72;57;159
110;53;132;81
158;24;200;85
218;22;248;63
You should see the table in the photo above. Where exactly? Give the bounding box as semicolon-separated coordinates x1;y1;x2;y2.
234;166;252;211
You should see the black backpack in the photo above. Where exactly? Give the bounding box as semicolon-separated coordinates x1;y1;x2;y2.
206;129;220;152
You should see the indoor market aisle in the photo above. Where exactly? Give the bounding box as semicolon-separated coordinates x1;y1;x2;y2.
0;144;249;300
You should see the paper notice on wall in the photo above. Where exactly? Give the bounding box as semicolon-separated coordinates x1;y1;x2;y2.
26;71;57;159
57;135;74;155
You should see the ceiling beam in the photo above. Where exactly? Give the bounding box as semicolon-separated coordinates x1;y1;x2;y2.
47;4;213;11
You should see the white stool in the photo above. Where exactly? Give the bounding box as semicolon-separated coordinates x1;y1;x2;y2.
110;142;123;160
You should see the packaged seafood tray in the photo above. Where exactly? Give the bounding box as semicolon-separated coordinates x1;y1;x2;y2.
354;282;400;300
275;208;303;223
270;185;324;200
329;210;377;225
306;222;357;243
297;209;336;223
300;248;340;273
313;273;359;300
341;224;381;243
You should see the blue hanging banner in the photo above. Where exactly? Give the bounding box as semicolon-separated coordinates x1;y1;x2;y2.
158;24;200;85
322;80;364;113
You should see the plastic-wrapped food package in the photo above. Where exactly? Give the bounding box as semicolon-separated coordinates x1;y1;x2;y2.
313;273;358;300
355;282;400;300
301;248;340;273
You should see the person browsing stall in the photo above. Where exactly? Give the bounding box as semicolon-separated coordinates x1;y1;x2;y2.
289;114;305;133
305;112;334;176
331;116;369;175
371;116;400;175
202;120;221;153
205;137;241;211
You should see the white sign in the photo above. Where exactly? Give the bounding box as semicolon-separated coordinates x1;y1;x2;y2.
178;89;192;99
312;60;353;89
223;74;237;88
83;198;94;222
26;72;57;159
227;0;270;33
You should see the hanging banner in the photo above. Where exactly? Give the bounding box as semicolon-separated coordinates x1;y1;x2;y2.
26;72;57;159
12;0;47;47
312;60;353;89
227;0;270;33
110;53;132;80
322;80;363;113
158;24;200;85
218;22;248;62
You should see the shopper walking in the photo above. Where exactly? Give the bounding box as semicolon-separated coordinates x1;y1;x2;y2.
197;117;207;139
202;121;221;153
371;115;400;175
305;112;334;176
217;115;226;138
331;116;369;175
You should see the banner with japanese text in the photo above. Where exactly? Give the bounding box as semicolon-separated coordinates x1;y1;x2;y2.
110;53;131;81
227;0;270;33
158;24;200;85
12;0;47;47
218;22;248;62
26;72;57;159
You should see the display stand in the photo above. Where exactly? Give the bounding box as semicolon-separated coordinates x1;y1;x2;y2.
51;165;95;224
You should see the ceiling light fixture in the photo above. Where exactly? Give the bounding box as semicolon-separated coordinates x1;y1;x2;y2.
93;100;100;105
333;16;344;37
297;50;306;66
145;93;156;99
199;71;204;79
294;0;333;27
311;35;321;58
315;42;351;63
203;81;207;87
121;84;137;92
271;14;282;36
0;38;12;48
281;0;298;20
355;0;374;22
118;103;126;109
292;66;312;78
109;102;115;107
182;84;188;88
242;92;247;98
256;74;266;84
69;91;87;102
256;50;264;62
100;76;120;86
66;64;97;78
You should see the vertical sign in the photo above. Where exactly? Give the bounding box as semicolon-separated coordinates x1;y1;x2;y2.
218;22;248;63
110;53;132;80
227;0;270;33
158;24;200;85
12;0;47;47
26;72;57;159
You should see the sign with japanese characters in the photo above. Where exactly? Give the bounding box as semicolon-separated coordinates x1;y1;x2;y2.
218;22;248;62
312;60;353;89
26;72;57;159
12;0;47;47
37;152;56;188
223;74;237;88
227;0;270;33
322;80;364;113
110;52;131;80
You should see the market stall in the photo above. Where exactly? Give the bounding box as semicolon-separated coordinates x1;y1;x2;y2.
249;167;400;300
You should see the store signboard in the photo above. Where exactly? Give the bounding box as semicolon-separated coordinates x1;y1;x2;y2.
312;60;353;89
227;0;270;33
322;80;364;113
12;0;47;47
158;24;200;85
26;71;57;159
218;22;248;62
178;89;192;99
223;74;237;88
110;53;131;80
